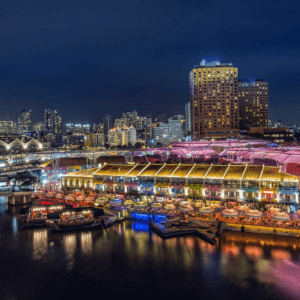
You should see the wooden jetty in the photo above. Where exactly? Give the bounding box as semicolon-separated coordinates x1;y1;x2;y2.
150;221;217;244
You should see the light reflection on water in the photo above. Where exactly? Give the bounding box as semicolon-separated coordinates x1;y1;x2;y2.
80;231;92;256
63;233;76;270
1;198;300;300
32;229;48;260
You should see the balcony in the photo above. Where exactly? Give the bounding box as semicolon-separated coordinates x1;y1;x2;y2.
170;182;186;189
223;184;240;189
278;187;298;194
125;182;139;188
139;180;155;185
93;180;103;185
204;181;221;186
187;184;203;190
103;180;114;186
155;182;170;188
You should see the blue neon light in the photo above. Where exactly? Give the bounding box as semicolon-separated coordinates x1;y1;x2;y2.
130;213;166;222
131;223;149;232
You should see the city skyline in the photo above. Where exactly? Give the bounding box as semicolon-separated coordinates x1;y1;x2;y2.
1;1;299;124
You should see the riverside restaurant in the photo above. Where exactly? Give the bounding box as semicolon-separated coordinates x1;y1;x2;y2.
61;163;299;207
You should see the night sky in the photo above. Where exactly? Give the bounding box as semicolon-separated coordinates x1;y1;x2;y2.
1;0;299;125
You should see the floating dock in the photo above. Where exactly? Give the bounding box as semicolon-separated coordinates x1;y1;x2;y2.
150;221;218;244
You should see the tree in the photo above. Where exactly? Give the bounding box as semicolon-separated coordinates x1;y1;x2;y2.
15;171;40;188
134;142;143;149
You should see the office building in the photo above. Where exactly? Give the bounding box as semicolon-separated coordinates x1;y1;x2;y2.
154;122;170;144
44;109;62;134
93;123;103;133
65;123;90;134
103;115;112;135
33;122;45;132
0;121;16;134
108;126;136;147
138;115;152;139
155;114;167;123
128;126;137;145
169;115;184;141
239;79;268;130
185;102;191;134
190;60;239;139
92;132;105;147
17;110;32;135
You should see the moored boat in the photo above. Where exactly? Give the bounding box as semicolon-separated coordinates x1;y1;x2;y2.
20;204;69;229
48;207;105;231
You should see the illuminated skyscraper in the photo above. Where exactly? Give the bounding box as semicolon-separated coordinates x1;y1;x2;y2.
238;79;269;130
185;102;191;134
17;109;32;134
190;60;239;139
0;120;16;134
44;109;62;134
103;115;112;135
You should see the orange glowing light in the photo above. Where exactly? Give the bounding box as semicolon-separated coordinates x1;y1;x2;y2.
223;245;240;256
245;246;263;259
271;249;291;260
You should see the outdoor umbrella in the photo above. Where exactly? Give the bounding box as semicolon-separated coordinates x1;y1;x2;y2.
134;201;148;208
151;202;163;209
109;199;123;205
221;208;239;217
270;207;281;214
179;204;194;212
237;205;249;212
199;207;214;214
272;212;290;221
76;195;86;201
96;196;109;203
85;196;96;202
123;200;135;207
244;209;263;218
210;203;220;210
164;204;176;210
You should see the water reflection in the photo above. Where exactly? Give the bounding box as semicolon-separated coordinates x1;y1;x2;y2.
32;229;48;260
1;201;300;300
80;231;92;256
271;249;291;260
63;233;76;270
259;260;300;299
12;216;18;235
244;245;263;259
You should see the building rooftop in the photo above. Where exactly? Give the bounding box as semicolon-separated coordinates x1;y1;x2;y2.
193;60;234;69
62;163;298;182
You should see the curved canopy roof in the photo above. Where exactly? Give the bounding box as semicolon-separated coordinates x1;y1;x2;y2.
63;163;298;182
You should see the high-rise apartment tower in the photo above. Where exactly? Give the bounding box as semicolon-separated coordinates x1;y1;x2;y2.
238;79;268;130
17;109;32;135
190;60;239;139
44;109;62;134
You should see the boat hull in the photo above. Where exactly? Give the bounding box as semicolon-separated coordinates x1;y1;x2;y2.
51;218;104;231
22;219;47;229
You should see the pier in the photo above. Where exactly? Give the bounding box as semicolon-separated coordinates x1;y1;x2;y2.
7;192;32;205
150;221;218;244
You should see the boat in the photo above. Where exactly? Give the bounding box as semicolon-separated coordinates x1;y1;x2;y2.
49;207;105;231
51;219;103;231
20;204;70;229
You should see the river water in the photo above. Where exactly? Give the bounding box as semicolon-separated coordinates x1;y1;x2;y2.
1;196;300;300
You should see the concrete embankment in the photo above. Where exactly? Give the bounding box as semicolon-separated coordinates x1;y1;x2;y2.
222;222;300;238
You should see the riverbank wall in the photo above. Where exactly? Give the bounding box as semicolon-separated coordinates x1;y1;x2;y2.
222;222;300;238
